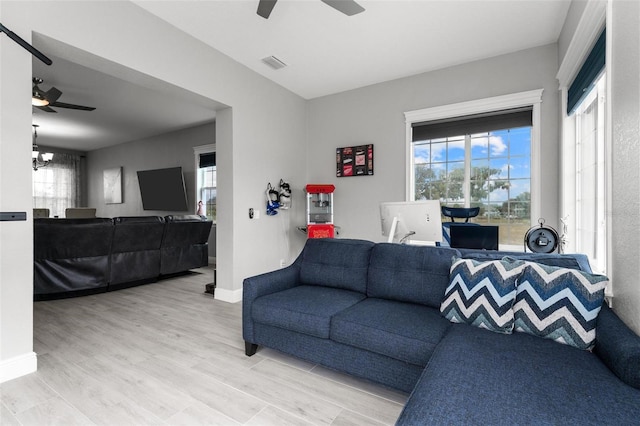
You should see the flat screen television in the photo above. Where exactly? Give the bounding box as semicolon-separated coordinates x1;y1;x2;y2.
137;166;189;211
380;201;443;244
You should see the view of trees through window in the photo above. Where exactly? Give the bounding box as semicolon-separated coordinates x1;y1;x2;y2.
413;127;531;248
198;164;216;221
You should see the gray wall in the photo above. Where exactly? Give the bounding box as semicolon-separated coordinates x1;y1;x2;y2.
86;122;216;257
306;44;561;243
2;0;307;380
609;0;640;334
86;122;214;217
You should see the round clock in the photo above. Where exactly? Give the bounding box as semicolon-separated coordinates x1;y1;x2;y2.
524;219;559;253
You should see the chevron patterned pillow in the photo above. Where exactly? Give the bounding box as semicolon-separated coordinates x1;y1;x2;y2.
440;257;525;334
513;262;608;350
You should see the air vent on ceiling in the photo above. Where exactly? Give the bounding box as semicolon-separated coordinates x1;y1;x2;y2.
261;55;288;70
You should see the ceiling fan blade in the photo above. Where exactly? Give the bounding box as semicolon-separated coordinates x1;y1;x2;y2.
321;0;364;16
35;105;57;113
257;0;277;19
49;101;96;111
44;87;62;103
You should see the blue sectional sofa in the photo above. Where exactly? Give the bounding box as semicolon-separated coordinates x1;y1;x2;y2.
243;238;640;424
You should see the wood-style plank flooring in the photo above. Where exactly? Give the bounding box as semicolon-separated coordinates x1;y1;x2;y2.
1;266;407;425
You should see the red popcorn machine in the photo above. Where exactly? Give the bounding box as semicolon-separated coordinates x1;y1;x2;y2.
305;184;335;238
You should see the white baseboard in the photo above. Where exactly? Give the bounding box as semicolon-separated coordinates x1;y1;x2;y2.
214;287;242;303
0;352;37;383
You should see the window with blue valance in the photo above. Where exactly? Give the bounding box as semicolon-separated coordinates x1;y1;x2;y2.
567;29;605;115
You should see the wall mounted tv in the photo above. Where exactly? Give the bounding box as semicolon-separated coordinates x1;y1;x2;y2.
137;166;189;211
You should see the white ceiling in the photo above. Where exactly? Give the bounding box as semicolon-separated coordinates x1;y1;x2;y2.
135;0;572;99
32;52;220;152
32;0;571;151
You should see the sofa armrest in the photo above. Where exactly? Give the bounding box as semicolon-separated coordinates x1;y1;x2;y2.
242;264;301;346
595;303;640;389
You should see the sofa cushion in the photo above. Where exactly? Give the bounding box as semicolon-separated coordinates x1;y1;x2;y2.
331;298;451;366
299;239;374;293
440;257;524;334
458;248;592;272
514;262;608;350
367;244;460;308
396;324;640;425
252;285;365;339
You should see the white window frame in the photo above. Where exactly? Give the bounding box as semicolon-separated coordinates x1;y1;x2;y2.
404;89;544;226
194;144;216;222
556;0;610;290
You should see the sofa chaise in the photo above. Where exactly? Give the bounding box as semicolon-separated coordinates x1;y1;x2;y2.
243;238;640;424
34;215;212;300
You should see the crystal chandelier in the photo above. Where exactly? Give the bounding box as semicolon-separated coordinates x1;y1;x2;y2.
32;124;53;171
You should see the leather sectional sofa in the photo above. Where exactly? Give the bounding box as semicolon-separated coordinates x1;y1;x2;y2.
243;238;640;424
34;215;212;300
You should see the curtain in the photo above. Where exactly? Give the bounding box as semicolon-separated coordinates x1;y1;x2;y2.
32;152;82;218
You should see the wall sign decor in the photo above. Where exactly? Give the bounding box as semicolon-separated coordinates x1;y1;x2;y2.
103;166;123;204
336;144;373;177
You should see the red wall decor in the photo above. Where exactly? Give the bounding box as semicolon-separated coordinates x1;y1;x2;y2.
336;144;373;177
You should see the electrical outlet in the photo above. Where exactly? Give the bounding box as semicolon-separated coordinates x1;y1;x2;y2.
249;208;254;219
279;259;286;268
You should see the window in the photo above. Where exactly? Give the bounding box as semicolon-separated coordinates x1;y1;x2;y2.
571;72;607;273
194;145;216;222
560;27;608;275
32;152;82;218
405;90;543;250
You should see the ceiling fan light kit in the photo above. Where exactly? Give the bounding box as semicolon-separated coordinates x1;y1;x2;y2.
31;77;96;113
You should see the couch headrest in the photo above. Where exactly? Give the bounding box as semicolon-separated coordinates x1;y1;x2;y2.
165;214;206;223
114;216;165;224
299;238;374;293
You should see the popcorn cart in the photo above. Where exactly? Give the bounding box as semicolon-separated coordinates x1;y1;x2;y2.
305;184;335;238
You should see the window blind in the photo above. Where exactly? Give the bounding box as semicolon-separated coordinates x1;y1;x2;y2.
567;29;605;115
411;107;532;142
199;152;216;168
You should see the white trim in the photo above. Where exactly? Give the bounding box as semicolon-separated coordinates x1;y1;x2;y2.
0;352;37;383
404;90;543;227
556;0;606;88
193;144;216;156
214;287;242;303
404;89;544;124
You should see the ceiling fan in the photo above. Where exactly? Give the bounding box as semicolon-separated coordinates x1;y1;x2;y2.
257;0;364;19
32;77;96;113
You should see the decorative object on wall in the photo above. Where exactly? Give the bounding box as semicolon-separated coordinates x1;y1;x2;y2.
32;124;54;171
336;144;373;177
103;167;123;204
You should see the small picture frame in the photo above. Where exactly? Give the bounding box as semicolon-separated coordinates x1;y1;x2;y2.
336;144;373;177
104;167;123;204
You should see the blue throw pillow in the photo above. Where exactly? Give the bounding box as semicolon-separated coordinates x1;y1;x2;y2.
513;262;608;350
441;257;525;334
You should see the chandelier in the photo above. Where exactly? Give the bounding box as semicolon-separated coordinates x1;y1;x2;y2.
32;124;53;171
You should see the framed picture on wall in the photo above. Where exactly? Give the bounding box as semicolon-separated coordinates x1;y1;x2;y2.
336;144;373;177
104;167;123;204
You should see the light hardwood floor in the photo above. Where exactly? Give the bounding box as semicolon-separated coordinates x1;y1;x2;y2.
1;266;407;425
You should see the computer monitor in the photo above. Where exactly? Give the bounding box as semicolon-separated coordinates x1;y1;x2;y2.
380;201;443;244
449;224;499;250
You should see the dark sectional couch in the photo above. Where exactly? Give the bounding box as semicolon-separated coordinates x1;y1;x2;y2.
34;215;212;300
243;238;640;424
